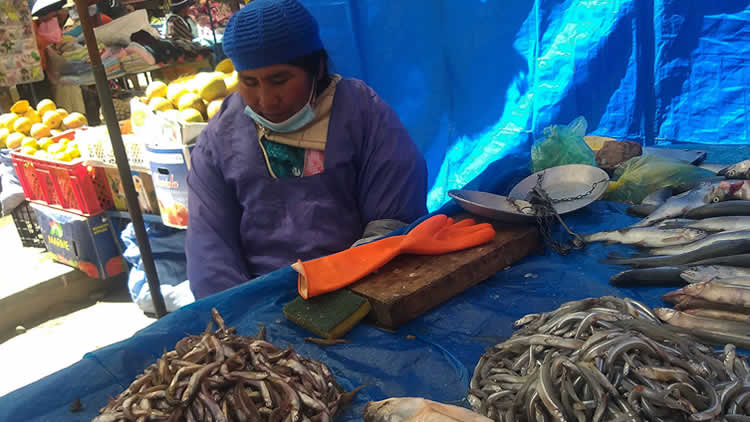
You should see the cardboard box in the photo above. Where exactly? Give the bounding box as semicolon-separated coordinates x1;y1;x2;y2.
130;98;207;145
104;167;160;215
147;144;195;229
30;203;125;279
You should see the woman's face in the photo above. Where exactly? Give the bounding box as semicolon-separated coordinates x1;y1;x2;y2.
237;64;312;123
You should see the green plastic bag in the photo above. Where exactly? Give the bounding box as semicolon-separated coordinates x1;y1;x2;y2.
531;116;596;173
603;155;715;203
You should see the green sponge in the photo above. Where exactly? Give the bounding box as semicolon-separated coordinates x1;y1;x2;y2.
283;290;372;339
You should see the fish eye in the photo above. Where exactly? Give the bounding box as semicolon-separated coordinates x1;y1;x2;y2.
712;196;720;203
729;170;736;177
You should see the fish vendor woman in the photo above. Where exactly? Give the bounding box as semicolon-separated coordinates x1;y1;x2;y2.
186;0;428;299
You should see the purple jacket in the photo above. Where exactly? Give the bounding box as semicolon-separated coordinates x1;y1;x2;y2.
186;78;428;299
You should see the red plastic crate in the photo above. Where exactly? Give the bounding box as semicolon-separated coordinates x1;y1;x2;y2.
9;130;114;216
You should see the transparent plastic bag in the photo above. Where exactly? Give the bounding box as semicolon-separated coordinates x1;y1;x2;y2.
531;116;596;172
604;155;714;203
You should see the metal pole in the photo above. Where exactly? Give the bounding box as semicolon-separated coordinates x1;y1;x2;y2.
205;2;219;65
74;0;168;318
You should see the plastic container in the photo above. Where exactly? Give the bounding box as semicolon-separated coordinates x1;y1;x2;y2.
78;125;150;172
10;131;114;216
11;201;46;249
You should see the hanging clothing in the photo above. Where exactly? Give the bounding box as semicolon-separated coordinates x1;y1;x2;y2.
165;13;197;41
186;78;428;299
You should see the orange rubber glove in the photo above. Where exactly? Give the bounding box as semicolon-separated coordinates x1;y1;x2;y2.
292;214;496;299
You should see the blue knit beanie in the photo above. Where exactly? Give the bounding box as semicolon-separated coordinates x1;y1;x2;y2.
223;0;323;71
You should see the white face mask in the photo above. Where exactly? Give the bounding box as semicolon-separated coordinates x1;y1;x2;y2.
243;80;316;133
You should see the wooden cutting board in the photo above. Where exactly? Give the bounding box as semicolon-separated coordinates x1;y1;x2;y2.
349;215;539;329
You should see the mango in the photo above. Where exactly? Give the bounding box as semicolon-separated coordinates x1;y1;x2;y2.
146;80;168;100
197;72;227;102
10;100;29;114
6;132;24;149
55;108;69;119
36;99;56;116
43;110;63;129
13;117;32;134
178;108;204;123
63;112;87;129
30;123;51;139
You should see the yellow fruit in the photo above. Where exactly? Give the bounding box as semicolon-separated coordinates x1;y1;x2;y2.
10;100;29;114
53;151;71;162
197;72;227;102
38;137;54;150
23;109;41;124
13;117;32;134
59;137;71;146
178;108;204;123
55;108;69;119
47;142;64;155
63;112;87;129
67;146;81;158
50;129;62;136
146;81;168;100
43;110;63;129
177;93;207;119
36;99;56;116
20;145;37;155
0;128;9;147
6;132;24;149
131;110;147;127
0;113;18;130
149;97;173;112
207;98;223;119
215;58;234;74
22;137;38;149
167;83;190;106
30;123;51;139
224;72;238;94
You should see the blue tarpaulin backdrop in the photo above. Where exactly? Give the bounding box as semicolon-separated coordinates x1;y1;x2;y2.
2;1;750;420
301;0;750;209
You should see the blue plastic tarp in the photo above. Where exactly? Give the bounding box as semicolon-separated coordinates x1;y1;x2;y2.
0;196;682;421
295;0;750;209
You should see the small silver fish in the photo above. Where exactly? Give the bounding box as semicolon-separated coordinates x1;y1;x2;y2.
680;265;750;283
709;180;750;202
649;230;750;256
633;183;719;227
363;398;493;422
583;227;707;248
641;187;673;207
658;216;750;232
718;160;750;179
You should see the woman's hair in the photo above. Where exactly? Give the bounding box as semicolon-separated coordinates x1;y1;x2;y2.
286;49;332;95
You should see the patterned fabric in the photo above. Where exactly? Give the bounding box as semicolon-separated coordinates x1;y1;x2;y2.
259;136;306;178
166;14;195;41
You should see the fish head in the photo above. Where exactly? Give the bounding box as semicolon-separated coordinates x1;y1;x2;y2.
653;308;675;321
707;182;732;203
684;229;707;241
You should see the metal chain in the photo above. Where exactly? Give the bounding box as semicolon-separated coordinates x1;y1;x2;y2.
526;172;594;254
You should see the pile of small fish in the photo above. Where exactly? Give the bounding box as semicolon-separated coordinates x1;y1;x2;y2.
94;309;357;422
468;296;750;422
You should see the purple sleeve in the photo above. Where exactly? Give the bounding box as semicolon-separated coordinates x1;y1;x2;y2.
186;130;250;299
357;89;428;225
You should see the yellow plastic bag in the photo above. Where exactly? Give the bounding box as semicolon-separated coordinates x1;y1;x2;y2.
604;155;714;203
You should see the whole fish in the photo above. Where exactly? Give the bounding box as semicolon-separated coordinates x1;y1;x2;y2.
655;308;750;336
633;183;718;227
678;281;750;309
680;266;750;284
626;204;657;217
709;180;750;202
609;267;685;287
641;187;673;207
654;218;694;228
688;254;750;268
685;200;750;219
649;230;750;256
659;216;750;232
684;308;750;323
603;239;750;268
363;398;493;422
584;227;707;248
718;160;750;179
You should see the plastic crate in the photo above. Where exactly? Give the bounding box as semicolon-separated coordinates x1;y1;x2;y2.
10;131;114;216
11;201;46;249
78;126;150;172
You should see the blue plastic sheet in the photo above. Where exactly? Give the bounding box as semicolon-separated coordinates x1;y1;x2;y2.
0;196;684;421
294;1;750;210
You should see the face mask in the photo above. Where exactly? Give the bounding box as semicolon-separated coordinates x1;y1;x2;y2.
38;18;63;43
243;80;316;133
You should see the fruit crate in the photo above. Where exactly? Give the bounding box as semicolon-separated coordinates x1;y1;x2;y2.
78;125;150;172
10;131;114;216
10;201;46;249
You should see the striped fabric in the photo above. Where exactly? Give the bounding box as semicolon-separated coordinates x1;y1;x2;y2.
166;15;193;41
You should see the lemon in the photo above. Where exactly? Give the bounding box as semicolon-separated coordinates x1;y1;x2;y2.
47;142;64;155
55;108;69;119
67;146;81;159
59;137;71;146
20;145;37;155
54;151;70;162
30;123;51;139
36;150;51;160
13;117;32;134
43;110;63;129
0;128;9;147
23;109;41;124
63;112;87;129
38;137;54;150
36;99;56;116
146;81;168;100
22;137;38;149
6;132;24;149
215;58;234;74
10;100;29;114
